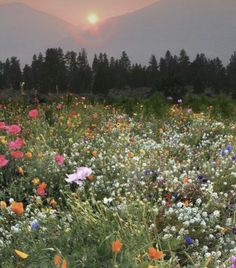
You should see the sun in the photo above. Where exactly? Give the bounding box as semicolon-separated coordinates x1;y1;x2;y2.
87;13;99;25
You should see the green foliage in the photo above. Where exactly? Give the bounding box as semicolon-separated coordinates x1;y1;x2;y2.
1;95;236;267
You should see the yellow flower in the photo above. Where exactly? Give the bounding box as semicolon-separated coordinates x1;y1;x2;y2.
37;153;44;159
32;178;40;186
217;226;228;234
140;149;145;154
49;199;57;208
16;167;24;176
0;136;7;144
91;151;97;157
0;201;7;209
15;249;29;259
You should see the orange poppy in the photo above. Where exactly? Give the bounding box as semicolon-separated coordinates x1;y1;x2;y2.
39;182;47;189
182;176;189;184
112;239;122;253
25;151;33;159
86;175;95;182
61;259;67;268
54;255;61;266
54;255;67;268
128;152;134;158
11;201;24;215
148;247;164;260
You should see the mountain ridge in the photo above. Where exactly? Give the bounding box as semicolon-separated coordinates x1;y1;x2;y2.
0;1;236;65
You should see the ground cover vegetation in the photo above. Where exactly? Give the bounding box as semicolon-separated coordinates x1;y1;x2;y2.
1;95;236;267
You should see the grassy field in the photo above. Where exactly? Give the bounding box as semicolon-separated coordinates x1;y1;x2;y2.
1;94;236;267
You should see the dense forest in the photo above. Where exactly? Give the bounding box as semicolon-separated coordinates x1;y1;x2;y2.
1;48;236;99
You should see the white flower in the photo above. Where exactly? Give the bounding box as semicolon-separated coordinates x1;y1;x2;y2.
213;210;220;217
103;197;113;205
65;167;92;185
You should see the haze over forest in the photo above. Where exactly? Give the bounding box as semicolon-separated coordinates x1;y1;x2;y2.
0;0;236;65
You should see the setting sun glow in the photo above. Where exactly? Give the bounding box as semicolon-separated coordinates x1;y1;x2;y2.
87;13;99;24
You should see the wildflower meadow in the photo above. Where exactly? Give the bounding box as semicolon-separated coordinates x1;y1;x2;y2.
1;95;236;268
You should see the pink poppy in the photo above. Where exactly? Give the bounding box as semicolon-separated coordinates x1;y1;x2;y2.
28;109;39;119
7;124;21;135
0;122;7;130
54;154;64;166
37;187;46;197
0;155;9;167
56;104;62;110
9;138;25;150
10;150;24;159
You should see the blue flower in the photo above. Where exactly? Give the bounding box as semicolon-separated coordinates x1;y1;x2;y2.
232;227;236;234
143;170;151;176
185;236;194;245
197;174;207;183
226;145;232;152
31;220;40;230
232;154;236;161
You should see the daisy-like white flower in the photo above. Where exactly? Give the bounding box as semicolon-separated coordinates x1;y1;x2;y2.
65;167;92;186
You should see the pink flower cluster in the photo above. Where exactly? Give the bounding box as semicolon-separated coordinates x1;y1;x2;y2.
0;121;24;167
54;154;64;166
9;138;25;150
0;155;9;168
0;122;22;135
28;109;39;119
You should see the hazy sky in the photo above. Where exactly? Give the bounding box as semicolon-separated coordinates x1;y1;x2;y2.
0;0;158;25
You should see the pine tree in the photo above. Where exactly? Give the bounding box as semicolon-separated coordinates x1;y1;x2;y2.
190;53;209;94
227;52;236;98
43;48;67;93
23;64;33;91
147;54;159;89
65;51;79;92
31;53;44;92
8;57;22;90
208;57;226;94
77;49;92;93
0;61;4;89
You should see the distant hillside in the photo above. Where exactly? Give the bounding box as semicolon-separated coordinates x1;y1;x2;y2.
1;0;236;65
79;0;236;63
0;3;78;64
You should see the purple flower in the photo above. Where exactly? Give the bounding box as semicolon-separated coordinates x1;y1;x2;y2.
177;99;183;104
185;236;194;245
230;256;236;268
232;227;236;234
232;154;236;161
143;170;151;176
31;219;40;230
197;174;207;183
226;145;232;152
65;167;92;186
187;108;192;113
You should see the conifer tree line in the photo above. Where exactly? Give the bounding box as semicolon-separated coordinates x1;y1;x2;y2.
1;47;236;98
